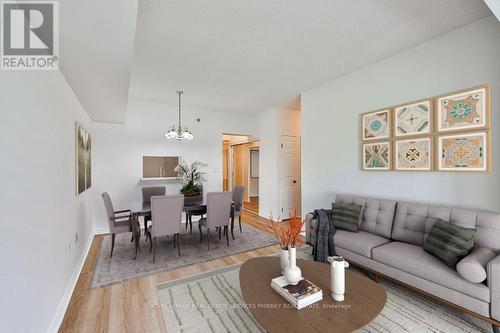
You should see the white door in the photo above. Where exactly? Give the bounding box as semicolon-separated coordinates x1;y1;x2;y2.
279;135;300;219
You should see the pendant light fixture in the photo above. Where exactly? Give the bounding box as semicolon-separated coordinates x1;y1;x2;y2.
165;91;194;140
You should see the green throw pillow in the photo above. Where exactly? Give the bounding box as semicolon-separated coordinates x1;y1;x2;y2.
331;203;362;232
423;220;476;267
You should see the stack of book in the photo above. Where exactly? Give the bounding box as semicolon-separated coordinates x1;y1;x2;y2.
271;276;323;309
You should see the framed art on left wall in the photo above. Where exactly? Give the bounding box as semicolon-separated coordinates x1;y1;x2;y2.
76;122;91;194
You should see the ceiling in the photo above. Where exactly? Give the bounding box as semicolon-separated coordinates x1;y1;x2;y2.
61;0;492;123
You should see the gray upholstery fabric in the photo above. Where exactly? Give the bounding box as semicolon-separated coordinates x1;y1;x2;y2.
457;247;496;283
394;201;500;251
335;194;396;238
101;192;131;234
372;242;490;302
151;195;184;237
232;186;245;217
305;213;315;244
334;230;390;258
336;246;491;317
487;254;500;321
200;192;233;229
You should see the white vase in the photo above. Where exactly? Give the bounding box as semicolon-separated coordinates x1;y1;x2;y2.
327;256;349;301
280;249;289;275
285;247;302;285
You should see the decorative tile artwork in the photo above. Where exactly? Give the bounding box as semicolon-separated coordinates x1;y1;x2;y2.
362;109;390;141
395;100;431;136
437;87;487;132
395;138;432;171
438;132;488;171
363;142;391;170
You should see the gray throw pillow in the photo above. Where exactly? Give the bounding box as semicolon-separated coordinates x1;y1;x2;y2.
423;219;476;267
331;203;362;232
456;247;496;283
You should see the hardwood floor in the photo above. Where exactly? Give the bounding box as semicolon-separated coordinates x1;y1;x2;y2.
243;196;259;214
59;211;289;332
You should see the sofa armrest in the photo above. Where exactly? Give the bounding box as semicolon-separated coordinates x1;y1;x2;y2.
305;213;315;245
487;253;500;321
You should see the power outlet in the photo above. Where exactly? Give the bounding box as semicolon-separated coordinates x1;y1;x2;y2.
68;241;72;255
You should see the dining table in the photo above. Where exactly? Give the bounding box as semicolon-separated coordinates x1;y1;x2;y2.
129;196;235;259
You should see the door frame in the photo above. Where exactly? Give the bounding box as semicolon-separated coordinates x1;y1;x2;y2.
278;135;301;219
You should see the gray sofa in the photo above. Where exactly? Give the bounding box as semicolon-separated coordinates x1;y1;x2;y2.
305;193;500;331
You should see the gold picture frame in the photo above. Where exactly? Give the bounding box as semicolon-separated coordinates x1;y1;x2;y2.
436;85;490;133
395;137;433;171
75;122;91;194
394;98;433;137
361;109;391;141
437;131;490;172
362;141;392;171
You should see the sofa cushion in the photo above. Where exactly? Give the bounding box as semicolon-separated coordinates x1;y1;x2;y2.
334;230;390;258
423;220;475;267
331;203;362;232
335;194;396;238
372;242;490;302
457;247;496;283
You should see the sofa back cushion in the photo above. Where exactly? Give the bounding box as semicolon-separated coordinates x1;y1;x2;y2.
393;201;500;251
335;194;396;238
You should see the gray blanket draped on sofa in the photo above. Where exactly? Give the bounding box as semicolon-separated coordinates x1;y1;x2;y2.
313;209;336;262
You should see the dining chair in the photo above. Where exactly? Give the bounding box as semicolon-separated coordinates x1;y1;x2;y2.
232;185;245;233
147;194;184;263
102;192;132;258
198;191;233;250
184;185;205;234
142;186;166;237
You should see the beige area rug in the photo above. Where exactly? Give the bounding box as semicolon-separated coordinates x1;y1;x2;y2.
157;247;493;333
91;224;278;288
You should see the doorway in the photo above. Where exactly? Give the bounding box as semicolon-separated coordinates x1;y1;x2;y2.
221;134;260;214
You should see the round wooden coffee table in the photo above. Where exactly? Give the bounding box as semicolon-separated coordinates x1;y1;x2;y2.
240;257;386;333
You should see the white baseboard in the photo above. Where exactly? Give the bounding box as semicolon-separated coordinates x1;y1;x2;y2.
47;230;94;333
93;225;109;235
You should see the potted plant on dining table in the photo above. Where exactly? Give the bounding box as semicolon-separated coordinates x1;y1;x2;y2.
175;160;207;205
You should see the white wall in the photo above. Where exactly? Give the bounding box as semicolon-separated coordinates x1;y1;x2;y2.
92;99;255;231
256;107;301;219
302;16;500;214
0;71;94;332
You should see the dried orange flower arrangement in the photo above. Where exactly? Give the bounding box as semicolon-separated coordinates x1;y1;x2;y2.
268;212;305;250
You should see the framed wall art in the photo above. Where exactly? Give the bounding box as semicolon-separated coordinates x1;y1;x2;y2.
362;141;391;171
395;137;432;171
362;109;391;141
76;122;92;194
394;99;432;137
437;86;489;133
437;131;490;172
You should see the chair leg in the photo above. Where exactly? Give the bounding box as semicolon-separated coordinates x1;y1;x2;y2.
207;228;210;251
225;226;229;246
143;219;148;239
173;234;176;248
153;237;156;263
130;234;134;242
239;216;242;233
177;234;181;256
199;223;203;243
148;232;153;253
110;234;116;258
190;215;194;234
219;227;221;239
185;213;189;229
492;325;499;333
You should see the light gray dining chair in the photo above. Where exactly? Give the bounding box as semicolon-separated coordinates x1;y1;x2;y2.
102;192;132;258
142;186;166;237
232;185;245;233
147;194;184;263
198;191;233;250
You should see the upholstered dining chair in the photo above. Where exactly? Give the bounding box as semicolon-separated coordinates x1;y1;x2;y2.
198;191;233;250
142;186;166;237
147;194;184;263
232;185;245;233
102;192;132;258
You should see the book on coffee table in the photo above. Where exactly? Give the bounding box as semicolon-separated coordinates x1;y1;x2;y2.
271;276;323;309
